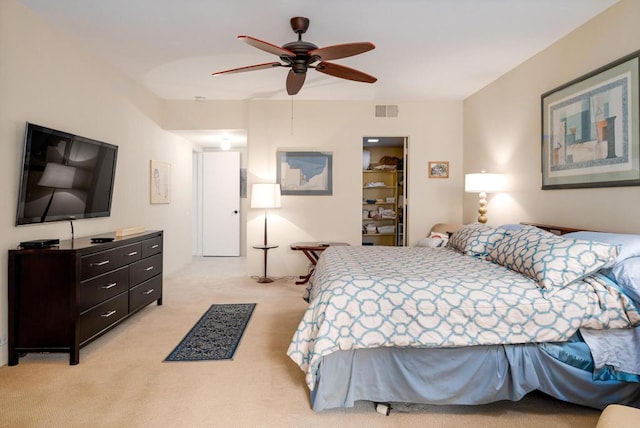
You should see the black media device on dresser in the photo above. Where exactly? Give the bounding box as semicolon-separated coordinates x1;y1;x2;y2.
8;230;163;365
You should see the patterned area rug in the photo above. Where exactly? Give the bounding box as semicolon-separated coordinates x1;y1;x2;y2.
165;303;256;361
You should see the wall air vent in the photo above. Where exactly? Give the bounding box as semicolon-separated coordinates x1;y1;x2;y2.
375;105;399;118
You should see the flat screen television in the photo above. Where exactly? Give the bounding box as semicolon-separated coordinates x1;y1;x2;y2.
16;123;118;226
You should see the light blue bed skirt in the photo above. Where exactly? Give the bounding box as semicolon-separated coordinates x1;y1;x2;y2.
311;339;640;411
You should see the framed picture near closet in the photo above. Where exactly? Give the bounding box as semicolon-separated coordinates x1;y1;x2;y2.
428;161;449;178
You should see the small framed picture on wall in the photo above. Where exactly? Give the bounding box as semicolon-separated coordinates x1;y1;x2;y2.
428;161;449;178
150;160;171;204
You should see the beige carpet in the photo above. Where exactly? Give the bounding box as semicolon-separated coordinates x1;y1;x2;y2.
0;257;601;427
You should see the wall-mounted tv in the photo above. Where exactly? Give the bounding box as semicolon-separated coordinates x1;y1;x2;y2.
16;123;118;226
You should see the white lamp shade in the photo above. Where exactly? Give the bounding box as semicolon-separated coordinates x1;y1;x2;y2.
465;173;505;193
251;183;282;209
37;163;76;189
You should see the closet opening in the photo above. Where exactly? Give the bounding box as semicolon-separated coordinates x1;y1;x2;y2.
362;136;408;246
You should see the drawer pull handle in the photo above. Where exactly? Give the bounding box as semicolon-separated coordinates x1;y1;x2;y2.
92;260;110;267
151;244;159;249
127;251;138;256
101;310;117;318
144;266;155;272
101;282;117;290
143;289;155;295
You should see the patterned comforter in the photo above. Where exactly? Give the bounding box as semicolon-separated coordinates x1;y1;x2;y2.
287;245;640;390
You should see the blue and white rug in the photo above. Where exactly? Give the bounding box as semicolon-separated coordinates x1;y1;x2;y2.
165;303;256;361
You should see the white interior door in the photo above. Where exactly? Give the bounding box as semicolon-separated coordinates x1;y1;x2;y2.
202;151;240;256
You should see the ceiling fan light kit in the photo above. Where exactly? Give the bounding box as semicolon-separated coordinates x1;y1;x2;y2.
212;17;376;95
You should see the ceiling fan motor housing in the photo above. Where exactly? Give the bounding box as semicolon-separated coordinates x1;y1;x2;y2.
282;40;318;73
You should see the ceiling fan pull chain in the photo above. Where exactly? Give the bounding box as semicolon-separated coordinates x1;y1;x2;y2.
290;96;294;136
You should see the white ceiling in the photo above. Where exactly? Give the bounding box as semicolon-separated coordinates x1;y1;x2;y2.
16;0;619;145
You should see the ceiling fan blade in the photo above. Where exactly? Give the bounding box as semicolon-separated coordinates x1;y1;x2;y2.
308;42;375;61
314;62;377;83
212;62;282;76
238;35;295;57
286;70;306;95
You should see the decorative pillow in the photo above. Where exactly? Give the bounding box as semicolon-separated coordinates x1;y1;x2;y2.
447;223;506;257
417;232;449;248
563;231;640;263
487;228;618;290
606;256;640;304
417;237;444;248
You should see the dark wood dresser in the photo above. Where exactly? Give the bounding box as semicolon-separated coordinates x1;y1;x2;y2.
8;230;163;365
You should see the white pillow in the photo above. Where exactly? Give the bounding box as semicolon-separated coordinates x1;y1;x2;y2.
417;232;449;248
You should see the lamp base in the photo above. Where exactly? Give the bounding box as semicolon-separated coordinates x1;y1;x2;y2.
256;277;274;283
477;191;488;224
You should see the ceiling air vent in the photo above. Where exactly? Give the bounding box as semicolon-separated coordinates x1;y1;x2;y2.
375;105;399;118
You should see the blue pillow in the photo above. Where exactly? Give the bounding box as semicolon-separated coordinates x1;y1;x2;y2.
498;223;525;231
563;231;640;263
606;256;640;304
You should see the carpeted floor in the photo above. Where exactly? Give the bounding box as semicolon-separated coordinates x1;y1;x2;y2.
0;257;602;427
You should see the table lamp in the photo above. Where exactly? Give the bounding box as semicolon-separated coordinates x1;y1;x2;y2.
250;183;282;283
464;171;504;224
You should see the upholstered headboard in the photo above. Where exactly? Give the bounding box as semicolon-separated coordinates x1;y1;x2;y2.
430;223;463;236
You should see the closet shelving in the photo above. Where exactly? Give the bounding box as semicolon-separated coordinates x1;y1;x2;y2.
362;170;400;246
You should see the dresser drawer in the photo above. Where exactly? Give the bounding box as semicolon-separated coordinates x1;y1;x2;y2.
79;266;129;311
141;236;163;258
80;243;142;280
130;254;162;286
79;292;128;343
129;275;162;313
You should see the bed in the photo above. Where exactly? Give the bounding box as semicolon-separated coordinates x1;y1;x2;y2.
287;223;640;411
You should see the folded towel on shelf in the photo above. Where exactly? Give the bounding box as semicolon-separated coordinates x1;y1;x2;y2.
377;225;395;234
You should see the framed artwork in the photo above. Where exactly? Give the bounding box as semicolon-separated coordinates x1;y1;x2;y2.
428;161;449;178
541;50;640;189
276;151;333;195
240;168;247;198
150;160;171;204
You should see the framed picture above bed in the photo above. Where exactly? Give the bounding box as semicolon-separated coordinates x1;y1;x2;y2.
276;151;333;195
541;50;640;189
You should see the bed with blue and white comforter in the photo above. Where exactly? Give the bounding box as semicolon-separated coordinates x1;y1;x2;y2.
287;226;640;411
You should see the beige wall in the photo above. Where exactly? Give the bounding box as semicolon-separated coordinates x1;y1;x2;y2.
463;0;640;232
0;1;194;365
245;100;463;277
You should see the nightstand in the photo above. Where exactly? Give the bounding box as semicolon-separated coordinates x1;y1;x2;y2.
290;242;348;284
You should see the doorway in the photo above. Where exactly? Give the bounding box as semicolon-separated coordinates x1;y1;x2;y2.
362;136;408;246
178;129;247;258
201;151;241;256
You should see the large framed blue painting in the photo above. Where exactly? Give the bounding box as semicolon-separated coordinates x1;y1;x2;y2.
276;151;333;195
541;50;640;189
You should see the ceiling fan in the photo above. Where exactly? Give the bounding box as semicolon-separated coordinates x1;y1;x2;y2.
212;17;377;95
